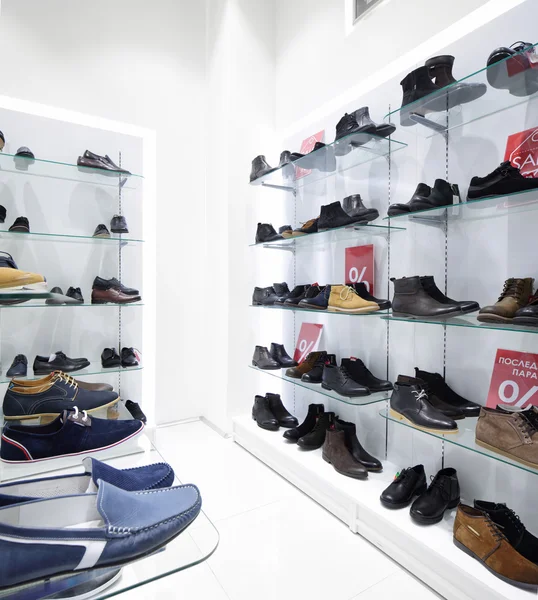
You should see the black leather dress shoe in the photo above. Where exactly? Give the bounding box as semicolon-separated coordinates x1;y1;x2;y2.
301;353;336;383
34;352;90;374
390;381;458;433
284;285;319;307
297;411;335;449
121;347;139;368
396;375;464;419
380;465;427;509
102;348;121;368
272;282;291;303
93;224;111;238
352;107;396;138
335;418;382;472
318;201;360;231
250;155;276;182
270;343;297;368
93;277;139;296
252;395;279;431
266;393;298;428
252;286;278;306
352;283;391;311
342;195;379;223
9;217;29;233
341;358;393;392
283;403;324;442
419;276;479;314
6;354;28;377
110;215;129;234
388;183;431;216
322;364;370;397
514;297;538;326
334;113;370;155
276;285;306;306
415;368;481;417
468;161;538;200
66;287;84;303
391;276;462;318
408;179;457;211
255;223;283;244
410;467;460;525
252;346;280;370
78;150;130;174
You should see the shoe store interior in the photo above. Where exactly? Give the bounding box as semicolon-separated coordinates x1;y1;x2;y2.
2;0;538;599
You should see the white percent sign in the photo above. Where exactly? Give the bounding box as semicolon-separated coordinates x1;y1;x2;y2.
348;265;370;292
498;380;538;408
298;339;315;363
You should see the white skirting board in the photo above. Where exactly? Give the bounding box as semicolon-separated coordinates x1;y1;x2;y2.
233;415;531;600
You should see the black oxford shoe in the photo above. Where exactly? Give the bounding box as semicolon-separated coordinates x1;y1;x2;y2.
380;465;427;509
410;467;460;525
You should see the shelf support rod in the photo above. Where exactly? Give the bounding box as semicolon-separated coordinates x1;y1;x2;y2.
409;113;448;139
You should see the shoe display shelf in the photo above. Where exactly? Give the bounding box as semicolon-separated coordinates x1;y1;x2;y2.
249;365;391;407
0;437;220;600
234;415;526;600
382;313;538;334
251;304;390;318
249;131;407;193
384;41;538;138
0;229;144;245
0;300;144;309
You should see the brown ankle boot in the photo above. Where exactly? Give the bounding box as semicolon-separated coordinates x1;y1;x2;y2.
285;351;325;379
322;429;368;479
478;277;534;323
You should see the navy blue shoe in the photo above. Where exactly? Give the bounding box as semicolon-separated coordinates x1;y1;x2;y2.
3;372;119;421
1;408;144;463
6;354;27;377
298;285;331;310
0;480;201;589
0;457;174;507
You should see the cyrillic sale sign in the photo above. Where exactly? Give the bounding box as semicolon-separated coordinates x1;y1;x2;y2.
486;349;538;409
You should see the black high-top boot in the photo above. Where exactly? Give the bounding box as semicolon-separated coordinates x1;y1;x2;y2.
270;343;297;368
390;276;462;318
426;55;487;107
341;358;393;392
297;411;336;450
266;393;298;428
252;346;280;370
388;183;431;216
334;113;368;155
283;403;324;442
250;155;275;182
301;353;337;383
273;282;291;303
276;285;306;306
318;201;355;230
399;66;443;125
284;285;319;307
322;364;370;397
335;418;382;472
352;107;396;138
252;395;279;431
342;194;379;223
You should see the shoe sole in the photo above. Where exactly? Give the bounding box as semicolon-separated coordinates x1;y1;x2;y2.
252;362;280;371
103;362;122;368
389;408;458;434
33;362;91;375
453;537;538;591
410;498;460;525
380;488;427;510
321;382;370;397
322;454;368;480
476;314;513;324
327;306;379;314
110;229;129;234
391;311;460;320
4;398;121;422
512;317;538;326
93;233;111;238
92;297;141;304
298;304;326;310
1;421;145;463
475;438;538;469
8;227;30;233
251;415;279;431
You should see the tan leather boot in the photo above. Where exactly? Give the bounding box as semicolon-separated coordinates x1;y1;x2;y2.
454;504;538;590
475;406;538;468
478;277;533;323
328;285;379;314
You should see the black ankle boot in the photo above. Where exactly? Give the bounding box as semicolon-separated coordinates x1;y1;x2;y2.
252;395;279;431
352;107;396;138
270;343;297;368
408;179;458;211
265;393;298;428
399;66;443;124
297;411;336;450
426;55;487;107
352;282;391;311
342;194;379;223
318;201;357;230
334;113;368;156
250;156;275;182
419;276;479;314
301;353;336;383
390;276;462;318
283;403;324;442
335;418;382;471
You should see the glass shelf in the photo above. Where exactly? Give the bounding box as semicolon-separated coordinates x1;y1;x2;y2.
249;222;405;249
0;299;143;308
380;410;538;477
0;362;143;385
0;229;144;245
384;188;538;225
250;132;407;192
385;42;538;137
382;313;538;334
0;151;143;190
250;365;391;406
251;304;390;318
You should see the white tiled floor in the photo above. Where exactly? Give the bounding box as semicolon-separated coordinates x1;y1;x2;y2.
123;420;442;600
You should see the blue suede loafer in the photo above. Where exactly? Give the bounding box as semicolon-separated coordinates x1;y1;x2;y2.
0;480;201;589
1;408;144;463
0;457;174;507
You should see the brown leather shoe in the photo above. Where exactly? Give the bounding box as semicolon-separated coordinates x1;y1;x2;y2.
92;287;141;304
285;351;324;379
454;504;538;590
476;405;538;468
478;277;533;323
322;428;368;479
12;372;114;392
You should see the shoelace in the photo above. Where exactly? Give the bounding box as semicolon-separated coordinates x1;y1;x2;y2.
429;475;450;499
339;286;359;302
498;279;525;302
504;506;525;534
13;354;26;364
52;371;78;390
485;514;507;543
412;388;429;403
518;410;538;437
72;406;89;422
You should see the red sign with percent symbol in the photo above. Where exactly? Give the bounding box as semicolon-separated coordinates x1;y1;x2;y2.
295;130;325;180
345;245;375;293
293;323;324;364
505;126;538;178
486;349;538;409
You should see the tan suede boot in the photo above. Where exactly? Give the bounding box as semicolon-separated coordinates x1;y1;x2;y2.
328;285;379;314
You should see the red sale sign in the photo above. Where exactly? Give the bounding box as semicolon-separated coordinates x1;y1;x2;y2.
294;323;324;363
295;130;325;180
505;126;538;178
345;245;375;293
486;349;538;409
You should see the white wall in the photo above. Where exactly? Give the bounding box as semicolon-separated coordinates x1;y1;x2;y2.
0;0;207;424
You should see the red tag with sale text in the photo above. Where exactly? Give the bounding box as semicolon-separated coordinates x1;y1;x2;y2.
345;245;374;293
505;126;538;178
295;130;324;180
486;349;538;409
294;323;323;363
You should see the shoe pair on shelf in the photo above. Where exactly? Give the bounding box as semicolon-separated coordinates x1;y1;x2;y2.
0;456;202;591
252;343;296;370
252;393;298;431
92;275;141;304
77;150;131;174
47;286;84;304
93;215;129;238
487;41;538;98
33;351;90;375
399;54;486;125
391;275;479;318
388;180;460;217
390;370;480;433
102;347;140;368
478;277;538;325
454;500;538;590
381;465;460;525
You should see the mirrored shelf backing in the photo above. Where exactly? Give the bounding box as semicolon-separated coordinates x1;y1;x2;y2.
384;188;538;225
0;151;143;189
380;410;538;477
384;41;538;137
382;313;538;334
0;362;143;385
251;305;390;318
249;132;407;192
0;229;144;245
250;222;405;250
250;365;390;406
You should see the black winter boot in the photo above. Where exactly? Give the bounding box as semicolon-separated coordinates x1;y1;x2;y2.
342;194;379;223
252;346;280;370
301;353;337;383
426;55;487;107
270;343;297;368
352;107;396;138
297;411;336;450
399;66;444;125
318;202;356;231
283;403;324;442
341;358;392;392
335;418;382;472
266;393;298;428
322;364;370;397
252;395;279;431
